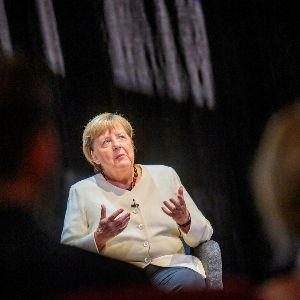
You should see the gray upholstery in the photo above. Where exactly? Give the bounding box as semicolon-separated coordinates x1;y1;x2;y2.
191;240;223;289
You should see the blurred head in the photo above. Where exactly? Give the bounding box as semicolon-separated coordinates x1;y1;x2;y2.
82;113;134;173
252;102;300;265
0;54;59;193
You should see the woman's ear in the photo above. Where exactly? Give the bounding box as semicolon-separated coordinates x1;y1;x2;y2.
90;150;99;165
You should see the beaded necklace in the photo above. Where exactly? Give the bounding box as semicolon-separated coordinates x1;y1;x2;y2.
101;165;138;191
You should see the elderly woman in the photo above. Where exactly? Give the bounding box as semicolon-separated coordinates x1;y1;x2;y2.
61;112;213;292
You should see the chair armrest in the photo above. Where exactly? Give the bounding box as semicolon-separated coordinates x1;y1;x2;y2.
191;240;223;289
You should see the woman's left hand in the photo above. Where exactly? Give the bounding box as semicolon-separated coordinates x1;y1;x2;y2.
162;186;190;226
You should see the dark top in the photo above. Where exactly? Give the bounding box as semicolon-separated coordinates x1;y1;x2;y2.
0;207;150;299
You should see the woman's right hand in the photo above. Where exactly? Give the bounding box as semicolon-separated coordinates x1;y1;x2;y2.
94;204;130;252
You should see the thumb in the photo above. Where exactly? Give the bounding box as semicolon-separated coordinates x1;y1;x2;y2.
178;185;184;196
100;204;106;220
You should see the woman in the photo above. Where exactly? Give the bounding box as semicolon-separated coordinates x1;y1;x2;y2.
61;112;213;292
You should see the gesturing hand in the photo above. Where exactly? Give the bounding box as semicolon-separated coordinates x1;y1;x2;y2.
94;205;130;251
162;186;190;226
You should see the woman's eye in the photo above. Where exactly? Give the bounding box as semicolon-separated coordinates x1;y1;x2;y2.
103;139;111;145
117;135;126;140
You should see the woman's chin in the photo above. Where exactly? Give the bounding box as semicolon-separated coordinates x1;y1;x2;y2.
114;160;132;169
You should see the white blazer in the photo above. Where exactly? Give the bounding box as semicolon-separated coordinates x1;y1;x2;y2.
61;165;213;277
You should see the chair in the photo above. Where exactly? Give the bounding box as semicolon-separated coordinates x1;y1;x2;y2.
184;240;223;289
192;240;223;289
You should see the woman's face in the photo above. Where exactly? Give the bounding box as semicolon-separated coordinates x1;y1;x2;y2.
91;123;134;173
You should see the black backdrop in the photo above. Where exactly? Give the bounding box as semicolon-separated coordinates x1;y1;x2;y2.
3;0;300;284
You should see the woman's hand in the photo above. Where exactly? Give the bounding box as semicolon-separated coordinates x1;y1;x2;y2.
162;186;190;231
94;205;130;251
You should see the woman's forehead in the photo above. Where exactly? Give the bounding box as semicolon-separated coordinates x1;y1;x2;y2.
97;123;126;136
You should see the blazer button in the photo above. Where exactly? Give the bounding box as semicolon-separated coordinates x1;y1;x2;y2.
143;241;149;247
144;257;152;264
138;224;144;230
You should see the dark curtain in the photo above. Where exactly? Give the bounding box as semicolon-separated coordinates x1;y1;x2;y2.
2;0;300;284
202;0;300;280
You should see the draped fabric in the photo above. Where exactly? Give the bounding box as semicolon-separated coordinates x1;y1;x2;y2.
0;0;64;76
103;0;214;108
35;0;65;76
0;0;13;56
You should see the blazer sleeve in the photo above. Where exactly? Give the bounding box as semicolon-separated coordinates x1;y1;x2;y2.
60;185;99;254
169;167;213;247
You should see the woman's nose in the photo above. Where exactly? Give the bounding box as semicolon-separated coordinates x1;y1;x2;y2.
112;140;121;149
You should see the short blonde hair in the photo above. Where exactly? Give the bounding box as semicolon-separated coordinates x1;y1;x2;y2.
82;112;134;167
252;102;300;263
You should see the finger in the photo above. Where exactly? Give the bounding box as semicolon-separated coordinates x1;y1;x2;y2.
108;208;125;221
100;204;106;220
161;206;172;216
121;217;130;228
116;223;129;235
177;186;186;206
169;198;180;208
178;186;184;196
116;213;131;223
163;200;176;211
115;218;130;234
114;213;130;227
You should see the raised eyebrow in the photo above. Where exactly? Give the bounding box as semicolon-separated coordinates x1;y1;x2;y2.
116;132;127;136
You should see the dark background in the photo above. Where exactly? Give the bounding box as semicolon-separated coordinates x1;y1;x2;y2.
3;0;300;284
